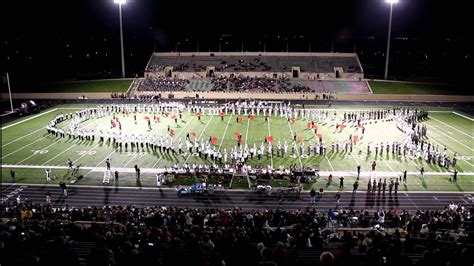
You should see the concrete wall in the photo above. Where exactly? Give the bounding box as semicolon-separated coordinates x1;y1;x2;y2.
6;92;469;102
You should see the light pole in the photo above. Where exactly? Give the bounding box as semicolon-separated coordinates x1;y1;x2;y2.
114;0;126;78
384;0;398;80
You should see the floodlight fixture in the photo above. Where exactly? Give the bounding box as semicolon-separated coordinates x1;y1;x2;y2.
114;0;126;4
385;0;398;4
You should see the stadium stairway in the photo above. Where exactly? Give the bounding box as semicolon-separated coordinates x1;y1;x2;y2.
70;241;96;266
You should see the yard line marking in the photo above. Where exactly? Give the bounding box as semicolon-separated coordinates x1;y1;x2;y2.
2;136;49;159
16;141;59;165
325;156;335;172
42;144;77;166
267;117;274;167
124;153;138;167
152;116;195;168
244;116;250;146
1;108;58;130
452;111;474;122
1;127;45;148
381;159;395;172
285;118;302;168
74;143;101;162
426;123;474;151
184;115;214;164
429;116;473;139
218;114;233;151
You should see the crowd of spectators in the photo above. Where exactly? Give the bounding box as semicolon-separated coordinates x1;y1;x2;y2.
1;201;472;266
137;77;189;92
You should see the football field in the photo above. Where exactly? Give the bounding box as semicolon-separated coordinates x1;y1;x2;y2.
1;104;473;192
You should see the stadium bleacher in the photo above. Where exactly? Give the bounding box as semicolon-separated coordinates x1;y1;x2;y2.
1;202;472;266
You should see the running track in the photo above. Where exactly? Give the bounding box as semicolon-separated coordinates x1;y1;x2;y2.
2;183;473;212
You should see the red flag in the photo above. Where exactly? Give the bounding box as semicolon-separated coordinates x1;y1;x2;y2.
169;129;175;135
353;135;359;143
238;117;243;123
297;135;303;142
144;116;150;120
339;123;345;133
267;135;274;143
125;111;129;115
211;137;218;145
171;115;176;120
219;112;224;117
312;124;318;129
116;117;120;122
195;112;201;117
234;131;240;137
290;118;296;124
238;135;243;143
156;116;161;122
306;121;311;128
250;114;255;120
112;122;116;128
164;112;169;117
191;132;196;137
317;133;322;139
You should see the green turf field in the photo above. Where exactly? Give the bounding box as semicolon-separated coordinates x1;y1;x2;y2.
6;79;133;93
1;104;473;191
369;81;471;95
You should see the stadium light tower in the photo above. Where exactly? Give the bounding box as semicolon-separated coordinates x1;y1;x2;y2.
384;0;398;80
114;0;126;78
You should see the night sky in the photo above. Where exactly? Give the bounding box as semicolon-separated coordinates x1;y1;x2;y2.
0;0;471;83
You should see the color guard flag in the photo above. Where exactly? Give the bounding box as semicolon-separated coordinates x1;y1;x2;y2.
164;112;169;117
112;122;116;128
219;112;224;117
267;135;274;143
171;115;176;120
195;112;201;117
144;116;150;120
312;124;318;129
306;121;311;128
156;116;160;122
353;135;359;143
339;123;345;132
250;114;255;120
211;137;218;145
238;117;243;123
191;132;196;137
317;133;322;140
234;131;240;137
291;118;296;124
237;134;243;143
297;135;303;142
169;129;175;135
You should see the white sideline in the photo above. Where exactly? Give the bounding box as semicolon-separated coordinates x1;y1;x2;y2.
452;111;474;122
1;108;58;130
3;164;474;177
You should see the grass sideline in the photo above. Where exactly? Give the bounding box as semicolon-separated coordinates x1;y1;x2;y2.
6;79;133;93
369;81;471;95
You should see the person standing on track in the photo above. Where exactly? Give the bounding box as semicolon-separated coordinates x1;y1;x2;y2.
10;169;16;183
357;165;361;179
45;191;51;204
402;169;407;184
420;167;425;180
106;158;111;170
339;176;344;189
